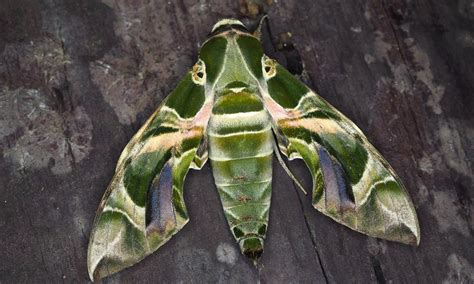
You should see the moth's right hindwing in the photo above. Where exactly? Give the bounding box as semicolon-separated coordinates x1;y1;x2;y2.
87;67;210;281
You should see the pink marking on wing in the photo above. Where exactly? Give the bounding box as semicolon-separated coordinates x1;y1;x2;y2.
262;94;301;122
263;96;290;120
192;100;213;127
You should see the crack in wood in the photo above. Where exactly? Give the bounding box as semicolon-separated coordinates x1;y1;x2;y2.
293;187;330;283
378;0;416;84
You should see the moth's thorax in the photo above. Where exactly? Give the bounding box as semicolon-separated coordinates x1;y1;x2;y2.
211;87;263;114
199;24;265;90
214;36;258;90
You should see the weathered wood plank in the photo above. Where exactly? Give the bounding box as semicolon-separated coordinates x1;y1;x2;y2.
0;0;472;283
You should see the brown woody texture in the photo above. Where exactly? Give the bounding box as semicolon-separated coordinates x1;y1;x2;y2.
0;0;472;282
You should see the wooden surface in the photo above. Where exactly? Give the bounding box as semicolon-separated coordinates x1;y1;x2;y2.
1;0;473;283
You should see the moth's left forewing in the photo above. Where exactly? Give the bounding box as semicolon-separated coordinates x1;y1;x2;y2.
260;57;420;245
88;67;212;280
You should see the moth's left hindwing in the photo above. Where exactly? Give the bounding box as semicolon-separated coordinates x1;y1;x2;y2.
261;56;420;245
87;64;210;280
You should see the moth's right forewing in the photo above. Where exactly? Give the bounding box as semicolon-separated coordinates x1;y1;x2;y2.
261;60;420;246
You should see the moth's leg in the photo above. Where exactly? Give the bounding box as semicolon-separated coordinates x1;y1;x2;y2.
271;130;307;195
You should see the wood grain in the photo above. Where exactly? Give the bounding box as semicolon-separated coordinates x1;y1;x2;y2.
0;0;472;282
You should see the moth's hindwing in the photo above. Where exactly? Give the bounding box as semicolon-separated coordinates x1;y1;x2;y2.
261;58;420;245
87;66;211;280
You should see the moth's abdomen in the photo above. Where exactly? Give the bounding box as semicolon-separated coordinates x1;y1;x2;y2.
208;89;273;259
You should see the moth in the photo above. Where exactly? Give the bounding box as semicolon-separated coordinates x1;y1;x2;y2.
88;18;420;280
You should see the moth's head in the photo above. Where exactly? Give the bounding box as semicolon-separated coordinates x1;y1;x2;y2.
208;18;251;37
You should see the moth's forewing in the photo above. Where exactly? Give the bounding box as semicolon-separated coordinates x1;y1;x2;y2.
260;58;420;245
87;65;211;280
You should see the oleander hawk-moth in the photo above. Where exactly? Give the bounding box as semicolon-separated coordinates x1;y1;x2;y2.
87;18;420;280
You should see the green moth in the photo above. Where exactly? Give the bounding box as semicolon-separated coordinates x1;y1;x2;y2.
87;18;420;280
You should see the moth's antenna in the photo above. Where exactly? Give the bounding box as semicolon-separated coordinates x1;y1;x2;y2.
271;137;307;195
254;14;269;40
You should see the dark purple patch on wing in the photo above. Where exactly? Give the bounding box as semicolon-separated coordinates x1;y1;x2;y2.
146;161;176;234
317;145;355;214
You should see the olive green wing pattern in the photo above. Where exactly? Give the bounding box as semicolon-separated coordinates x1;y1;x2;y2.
261;56;420;245
87;65;212;280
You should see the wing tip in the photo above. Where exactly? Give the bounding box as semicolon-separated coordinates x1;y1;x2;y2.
397;228;420;246
87;251;112;282
88;269;100;283
87;242;98;282
87;257;132;282
87;267;95;282
412;226;421;247
87;259;103;282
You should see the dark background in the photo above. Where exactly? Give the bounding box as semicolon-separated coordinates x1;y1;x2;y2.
1;0;473;283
